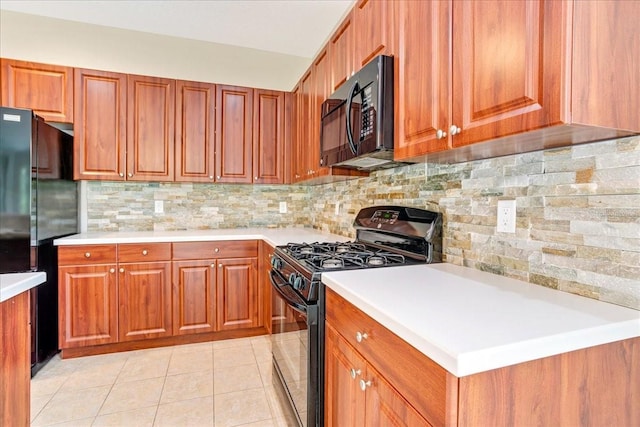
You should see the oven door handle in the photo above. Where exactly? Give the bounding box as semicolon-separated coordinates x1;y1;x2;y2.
269;270;308;315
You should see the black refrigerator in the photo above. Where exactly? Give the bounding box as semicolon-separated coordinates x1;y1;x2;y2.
0;106;78;375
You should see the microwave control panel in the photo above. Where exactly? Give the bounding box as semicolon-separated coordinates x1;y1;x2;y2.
360;85;374;140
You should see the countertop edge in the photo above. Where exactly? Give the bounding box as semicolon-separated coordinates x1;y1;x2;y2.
0;272;47;303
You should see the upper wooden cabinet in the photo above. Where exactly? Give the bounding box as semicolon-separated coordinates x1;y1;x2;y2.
353;0;395;68
175;80;216;182
74;68;127;180
253;89;285;184
215;85;253;183
127;75;175;181
394;0;640;163
1;59;74;123
329;12;355;92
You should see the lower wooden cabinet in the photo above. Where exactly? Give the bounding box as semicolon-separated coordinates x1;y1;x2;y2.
216;257;260;330
172;260;217;335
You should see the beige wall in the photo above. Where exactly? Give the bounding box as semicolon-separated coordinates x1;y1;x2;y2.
0;11;310;91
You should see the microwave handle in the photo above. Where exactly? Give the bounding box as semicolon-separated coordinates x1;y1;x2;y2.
345;81;360;155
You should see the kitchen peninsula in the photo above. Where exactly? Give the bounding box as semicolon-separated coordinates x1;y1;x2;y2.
0;271;46;426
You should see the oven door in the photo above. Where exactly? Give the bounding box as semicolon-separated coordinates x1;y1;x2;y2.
270;269;318;427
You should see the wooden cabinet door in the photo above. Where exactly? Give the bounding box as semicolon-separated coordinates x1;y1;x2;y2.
259;241;275;333
175;80;216;182
172;260;216;335
74;68;127;180
215;85;253;183
325;324;367;426
330;12;355;92
311;49;330;178
354;0;394;68
118;261;172;341
293;75;312;182
127;75;175;181
58;264;118;348
450;0;565;148
1;59;73;123
253;89;285;184
394;0;451;160
216;257;259;331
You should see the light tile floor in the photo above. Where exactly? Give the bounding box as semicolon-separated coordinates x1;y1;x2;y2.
30;336;296;426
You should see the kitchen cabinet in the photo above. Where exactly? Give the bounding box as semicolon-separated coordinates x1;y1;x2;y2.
0;291;31;427
175;80;216;182
215;85;253;183
1;58;74;123
73;68;127;180
259;241;275;333
394;0;640;163
325;287;640;426
253;89;286;184
291;72;312;182
329;12;355;92
58;245;119;349
117;243;172;342
173;240;261;333
127;74;175;181
353;0;394;69
310;49;330;179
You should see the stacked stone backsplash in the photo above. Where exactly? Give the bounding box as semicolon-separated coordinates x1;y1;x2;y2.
85;136;639;310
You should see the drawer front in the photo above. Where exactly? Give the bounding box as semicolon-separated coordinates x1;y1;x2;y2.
325;288;456;427
58;245;117;266
172;240;258;260
117;243;172;263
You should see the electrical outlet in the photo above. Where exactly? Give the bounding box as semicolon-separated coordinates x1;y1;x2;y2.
335;202;340;215
279;201;287;214
154;200;164;214
497;200;516;233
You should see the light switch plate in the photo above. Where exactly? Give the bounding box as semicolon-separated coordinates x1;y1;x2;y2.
279;201;287;214
497;200;516;233
155;200;164;214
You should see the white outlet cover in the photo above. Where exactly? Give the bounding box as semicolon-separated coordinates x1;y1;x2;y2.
497;199;516;233
155;200;164;214
279;201;287;213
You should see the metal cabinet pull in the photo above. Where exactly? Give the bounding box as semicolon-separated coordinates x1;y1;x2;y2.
359;379;372;391
449;124;461;135
109;268;115;273
84;252;91;258
350;368;361;379
142;249;148;256
436;129;447;139
127;172;133;177
214;248;220;253
355;331;368;343
119;268;125;273
119;172;124;177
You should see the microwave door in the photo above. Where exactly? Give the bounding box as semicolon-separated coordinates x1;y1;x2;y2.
345;81;360;155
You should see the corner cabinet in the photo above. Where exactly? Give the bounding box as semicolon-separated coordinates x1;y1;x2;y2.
325;288;640;427
1;58;74;123
394;0;640;163
74;68;128;180
127;75;175;181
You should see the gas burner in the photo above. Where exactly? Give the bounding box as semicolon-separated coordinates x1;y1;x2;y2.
367;256;385;266
322;258;344;269
335;244;351;253
299;246;315;255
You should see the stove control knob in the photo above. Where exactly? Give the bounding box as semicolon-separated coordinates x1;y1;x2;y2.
271;257;283;270
293;276;304;290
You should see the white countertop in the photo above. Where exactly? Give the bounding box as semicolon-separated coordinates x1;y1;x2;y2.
322;263;640;377
0;272;47;303
53;227;349;247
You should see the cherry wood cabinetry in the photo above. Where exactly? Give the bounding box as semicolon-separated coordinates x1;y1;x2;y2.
74;68;128;180
127;75;175;181
1;58;74;123
58;245;119;349
329;12;355;92
117;243;172;341
253;89;286;184
394;0;640;164
172;260;217;335
0;291;31;427
353;0;395;69
175;80;216;182
325;288;640;426
259;241;275;333
216;257;260;330
215;85;253;183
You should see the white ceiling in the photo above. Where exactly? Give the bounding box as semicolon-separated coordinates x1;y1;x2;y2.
0;0;355;59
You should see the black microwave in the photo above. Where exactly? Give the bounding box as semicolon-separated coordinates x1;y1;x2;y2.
320;55;395;170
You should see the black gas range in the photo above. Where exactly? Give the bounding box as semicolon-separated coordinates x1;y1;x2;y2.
269;206;442;427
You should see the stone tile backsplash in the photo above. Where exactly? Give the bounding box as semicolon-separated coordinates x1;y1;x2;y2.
86;136;640;310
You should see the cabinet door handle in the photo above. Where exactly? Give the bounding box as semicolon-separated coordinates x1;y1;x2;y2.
142;249;148;256
449;124;461;135
84;252;91;258
119;268;125;273
218;264;222;268
355;331;368;342
109;268;115;273
128;172;133;177
359;379;372;391
216;175;221;180
211;264;215;268
209;175;214;179
350;368;361;379
214;248;220;253
436;129;447;139
119;172;124;177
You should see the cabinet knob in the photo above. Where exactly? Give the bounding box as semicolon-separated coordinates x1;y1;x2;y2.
119;172;124;177
119;268;125;273
350;368;361;379
211;264;215;268
109;268;115;273
216;175;221;180
449;124;461;135
84;252;91;258
254;176;258;181
436;129;447;139
142;249;148;256
359;379;372;391
214;248;220;253
355;331;368;343
128;172;133;177
209;175;214;179
218;264;222;268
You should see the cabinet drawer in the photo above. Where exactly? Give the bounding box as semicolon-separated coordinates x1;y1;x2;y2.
58;245;117;266
118;243;171;263
172;240;258;260
325;288;456;427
